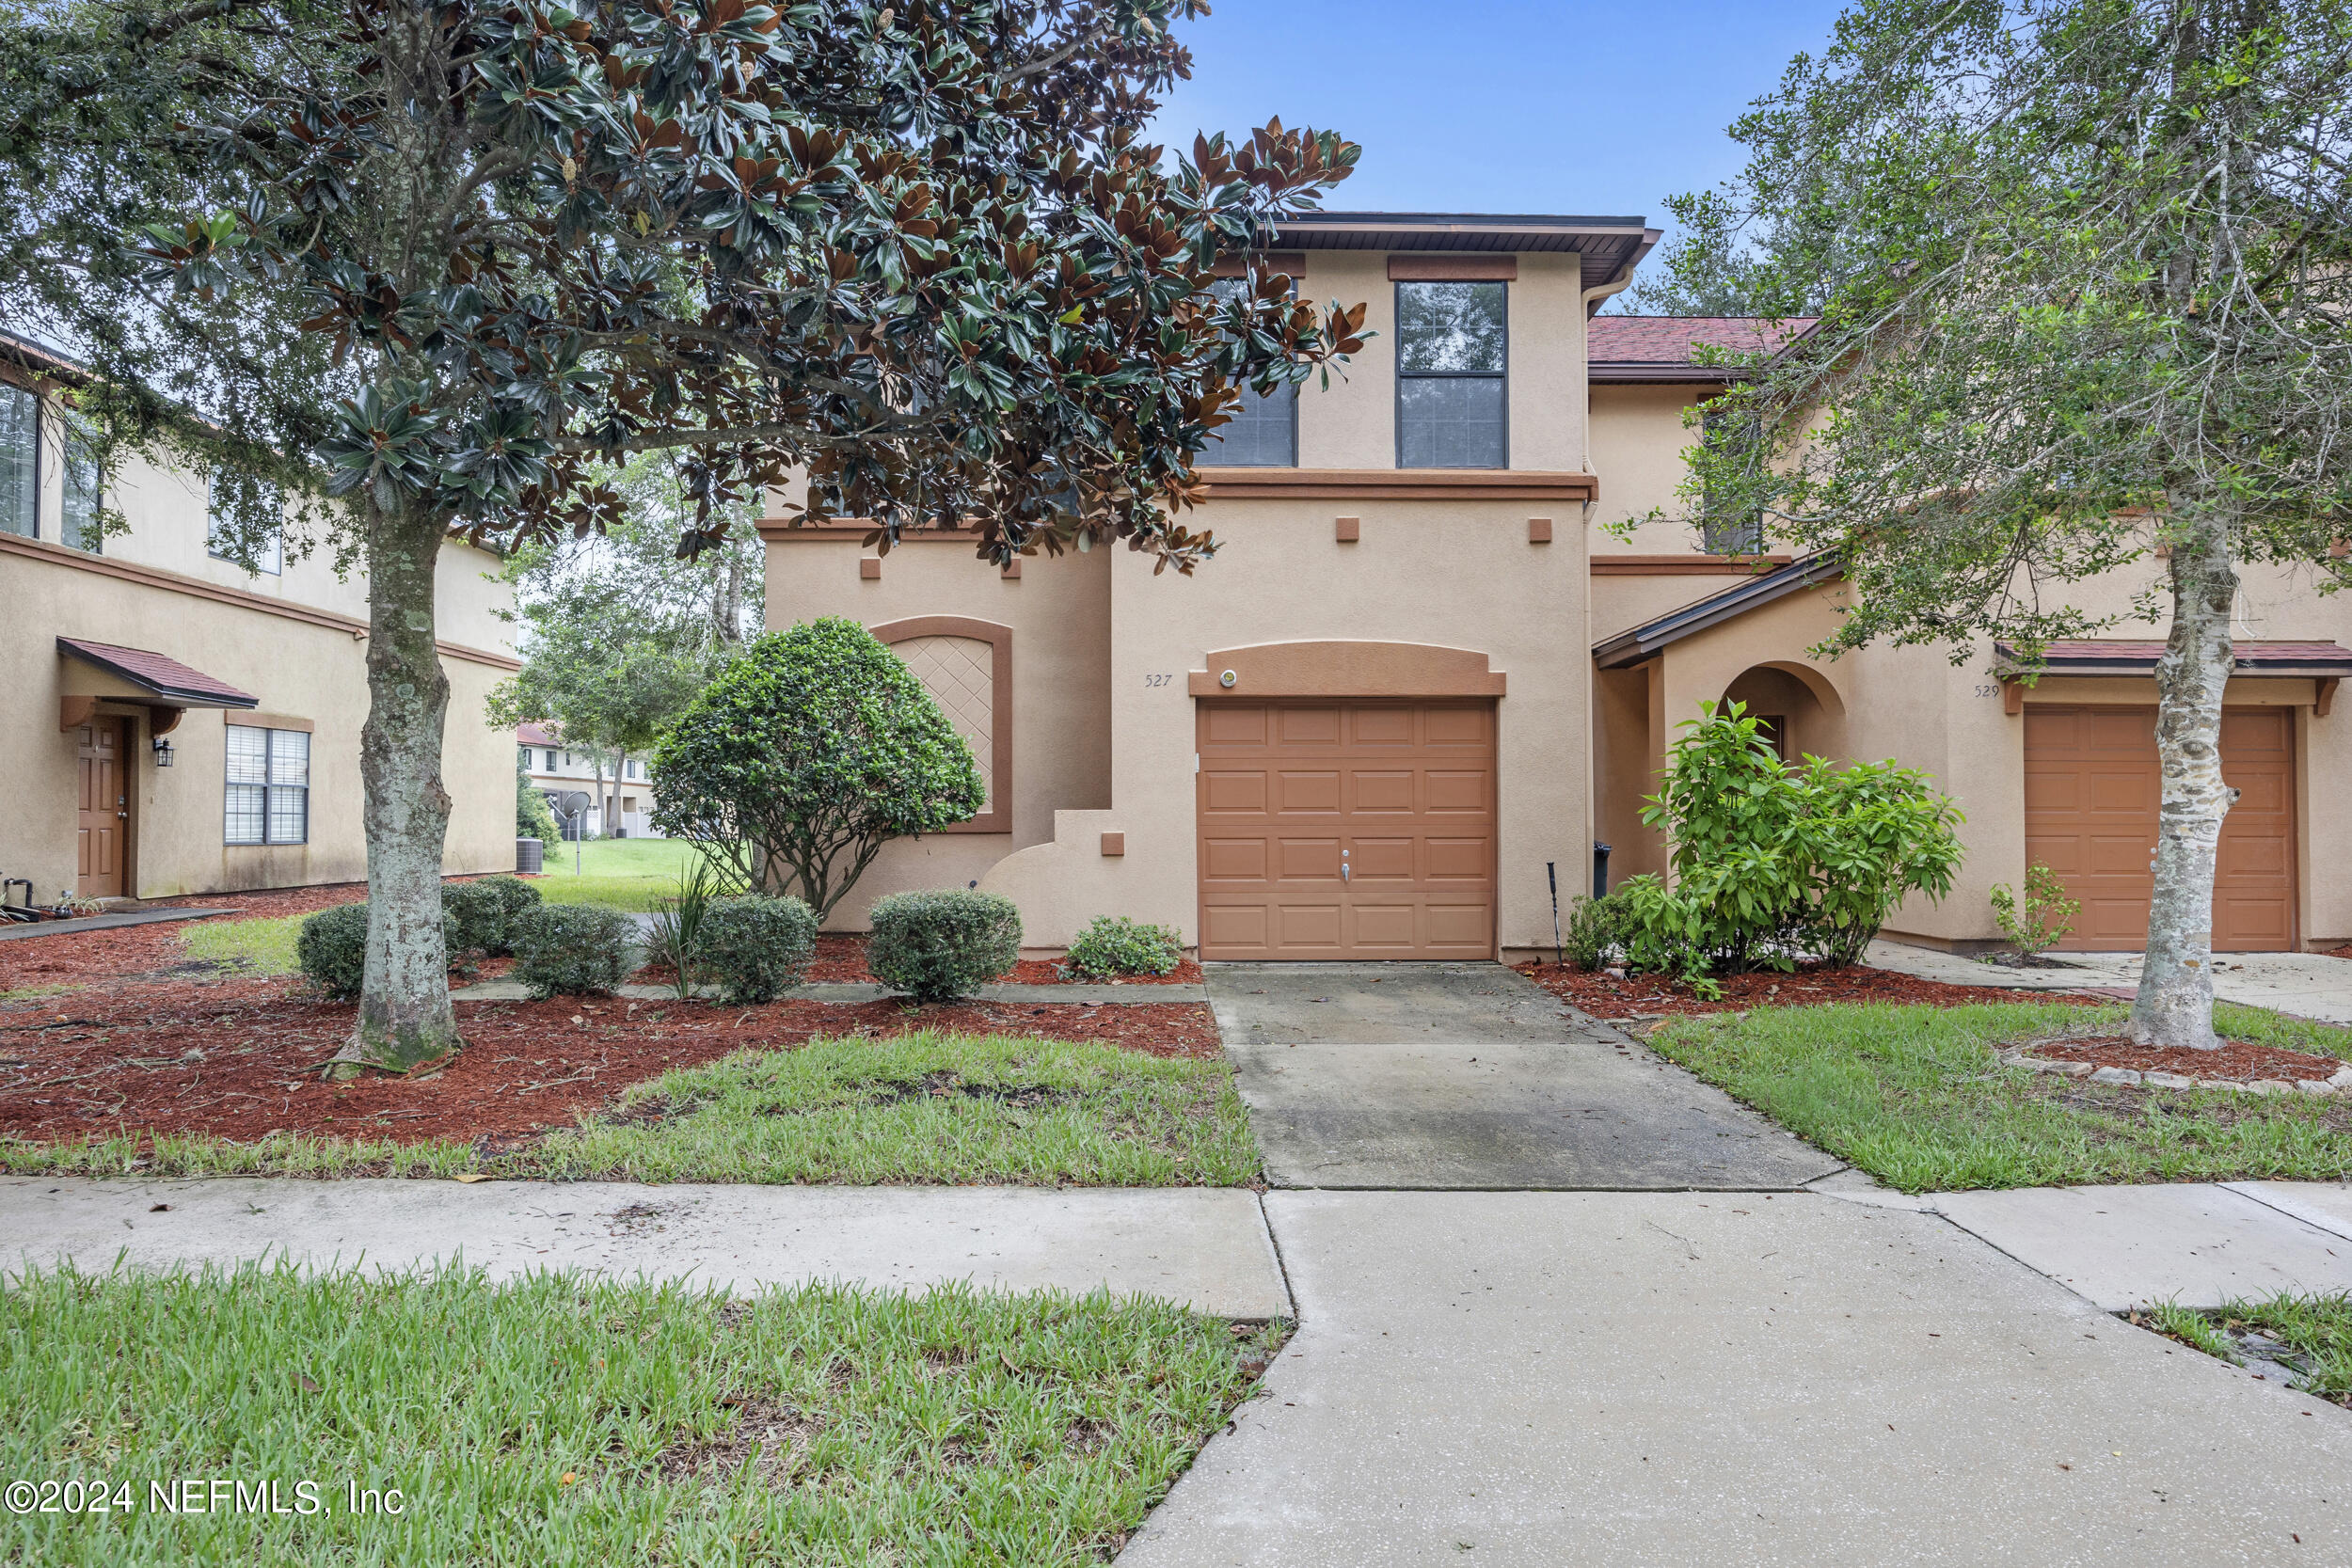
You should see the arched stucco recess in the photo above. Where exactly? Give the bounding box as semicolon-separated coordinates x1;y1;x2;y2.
1749;657;1848;719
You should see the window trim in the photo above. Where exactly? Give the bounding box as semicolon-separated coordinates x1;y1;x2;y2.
1393;279;1510;470
224;721;310;847
869;615;1013;834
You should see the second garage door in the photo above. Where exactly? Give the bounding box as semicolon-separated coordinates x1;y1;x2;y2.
2023;705;2296;951
1197;700;1497;960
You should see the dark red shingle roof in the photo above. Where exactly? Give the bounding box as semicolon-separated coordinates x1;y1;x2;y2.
56;638;259;706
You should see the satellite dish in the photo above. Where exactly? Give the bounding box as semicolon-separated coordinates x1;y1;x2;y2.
556;791;592;816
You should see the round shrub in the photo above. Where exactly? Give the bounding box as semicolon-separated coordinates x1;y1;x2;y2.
442;875;543;956
1062;915;1184;980
866;889;1021;1003
696;894;818;1004
512;903;638;997
295;902;457;1000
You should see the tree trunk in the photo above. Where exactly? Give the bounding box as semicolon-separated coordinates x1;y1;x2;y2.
333;499;461;1073
2129;507;2237;1051
711;551;743;648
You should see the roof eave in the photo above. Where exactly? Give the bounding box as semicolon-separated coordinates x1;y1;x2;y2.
1592;552;1845;669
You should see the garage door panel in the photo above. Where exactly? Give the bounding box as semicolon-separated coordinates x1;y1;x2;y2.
1275;770;1342;814
1352;770;1415;813
1201;770;1266;814
1351;838;1415;879
1279;838;1342;880
1197;699;1495;960
1201;838;1267;881
2026;703;2295;952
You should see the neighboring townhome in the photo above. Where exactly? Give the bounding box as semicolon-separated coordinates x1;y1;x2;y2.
1586;318;2352;955
0;332;525;904
517;722;662;840
767;212;1658;959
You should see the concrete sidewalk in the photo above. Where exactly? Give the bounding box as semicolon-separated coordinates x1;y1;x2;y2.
0;1176;1291;1317
1867;938;2352;1023
1120;1190;2351;1567
447;979;1209;1005
1849;1179;2352;1311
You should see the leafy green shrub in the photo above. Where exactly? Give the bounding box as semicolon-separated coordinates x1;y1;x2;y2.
1063;915;1184;980
512;904;638;998
695;894;819;1004
516;756;561;841
1991;861;2079;960
1613;702;1963;987
1561;892;1629;972
296;903;457;1000
646;861;729;1000
867;890;1022;1003
651;620;986;919
442;875;543;956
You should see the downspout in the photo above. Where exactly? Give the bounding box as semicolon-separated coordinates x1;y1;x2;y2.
1577;268;1637;899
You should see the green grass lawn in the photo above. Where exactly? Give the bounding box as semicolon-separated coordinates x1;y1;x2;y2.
0;1263;1285;1565
181;910;319;977
4;1034;1259;1187
2136;1292;2352;1408
1646;1000;2352;1192
525;836;701;911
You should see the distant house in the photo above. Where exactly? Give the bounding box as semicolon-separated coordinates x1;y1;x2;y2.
518;722;662;840
1;330;524;903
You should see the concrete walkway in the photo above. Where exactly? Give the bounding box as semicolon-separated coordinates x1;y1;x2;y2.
0;907;231;942
1120;1191;2352;1567
0;1176;1290;1318
448;979;1209;1005
1210;963;1841;1190
1867;938;2352;1023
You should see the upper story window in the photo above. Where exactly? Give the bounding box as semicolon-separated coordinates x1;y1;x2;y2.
208;471;283;575
59;413;103;553
544;749;558;771
1;383;38;539
1698;404;1766;554
1396;281;1507;468
1204;277;1297;467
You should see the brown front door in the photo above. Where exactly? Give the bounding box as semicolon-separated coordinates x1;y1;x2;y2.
75;718;128;900
2023;704;2296;951
1197;700;1497;960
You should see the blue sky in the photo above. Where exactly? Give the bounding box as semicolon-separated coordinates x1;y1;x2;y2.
1150;1;1850;225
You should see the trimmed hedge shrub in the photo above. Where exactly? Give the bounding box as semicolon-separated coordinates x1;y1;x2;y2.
696;894;818;1004
1062;915;1184;980
443;875;543;956
513;903;638;997
295;902;458;1000
866;889;1022;1003
1560;891;1629;973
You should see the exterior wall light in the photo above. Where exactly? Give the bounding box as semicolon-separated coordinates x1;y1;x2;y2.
1219;670;1237;689
151;736;175;768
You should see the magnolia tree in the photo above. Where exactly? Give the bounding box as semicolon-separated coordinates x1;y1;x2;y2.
1657;0;2352;1050
3;0;1364;1070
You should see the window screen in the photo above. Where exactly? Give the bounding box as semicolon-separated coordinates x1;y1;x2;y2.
225;725;309;845
1204;277;1298;467
0;383;36;539
1396;281;1506;467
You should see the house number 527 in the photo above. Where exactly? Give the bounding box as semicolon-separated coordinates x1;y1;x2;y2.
1143;673;1175;688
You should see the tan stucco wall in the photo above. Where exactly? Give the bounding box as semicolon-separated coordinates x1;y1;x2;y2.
3;544;517;900
979;501;1593;954
761;534;1113;930
1587;383;1710;551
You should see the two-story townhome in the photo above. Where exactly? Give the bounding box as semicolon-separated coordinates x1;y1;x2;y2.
518;722;664;840
1;331;525;904
766;213;1657;960
1585;318;2352;955
765;210;2352;960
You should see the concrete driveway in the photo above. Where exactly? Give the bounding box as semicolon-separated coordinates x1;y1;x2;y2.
1208;963;1842;1190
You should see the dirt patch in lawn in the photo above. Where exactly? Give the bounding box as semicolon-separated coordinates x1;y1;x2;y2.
2018;1033;2346;1084
0;977;1221;1149
1515;960;2112;1019
803;933;1203;987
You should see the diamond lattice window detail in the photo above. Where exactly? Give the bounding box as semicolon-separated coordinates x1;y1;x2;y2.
895;635;993;810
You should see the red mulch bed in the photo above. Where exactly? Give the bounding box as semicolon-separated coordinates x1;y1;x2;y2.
0;974;1221;1149
1;882;376;994
2023;1035;2346;1084
803;933;1203;987
1514;960;2112;1019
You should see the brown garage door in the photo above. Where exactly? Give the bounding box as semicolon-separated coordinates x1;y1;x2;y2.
1197;700;1496;960
2023;705;2296;951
